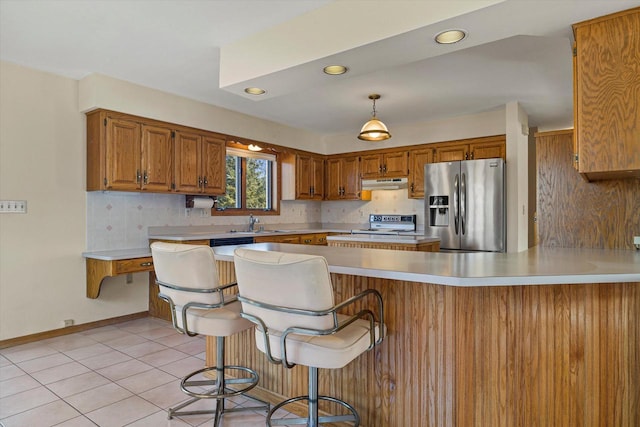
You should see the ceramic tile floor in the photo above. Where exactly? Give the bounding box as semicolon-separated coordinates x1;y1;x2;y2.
0;317;289;426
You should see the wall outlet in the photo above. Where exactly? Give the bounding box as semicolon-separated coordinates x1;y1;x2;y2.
63;319;74;327
634;236;640;250
0;200;27;213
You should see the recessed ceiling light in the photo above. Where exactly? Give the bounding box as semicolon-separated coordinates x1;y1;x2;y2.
323;65;348;75
435;29;467;44
244;87;266;95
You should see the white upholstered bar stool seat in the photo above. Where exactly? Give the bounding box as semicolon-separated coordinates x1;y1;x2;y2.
150;242;268;426
233;248;385;427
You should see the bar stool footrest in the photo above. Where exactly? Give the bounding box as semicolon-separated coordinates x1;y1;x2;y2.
267;395;360;426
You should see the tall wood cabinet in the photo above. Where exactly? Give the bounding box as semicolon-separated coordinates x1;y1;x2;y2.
87;111;173;192
173;131;226;195
326;155;361;200
573;7;640;180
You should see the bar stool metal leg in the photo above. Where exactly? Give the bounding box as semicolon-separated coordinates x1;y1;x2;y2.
266;367;360;427
167;336;269;425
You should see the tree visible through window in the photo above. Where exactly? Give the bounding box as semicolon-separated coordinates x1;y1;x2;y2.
217;149;273;211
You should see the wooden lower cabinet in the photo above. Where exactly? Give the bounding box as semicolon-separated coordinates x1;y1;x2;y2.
210;262;640;427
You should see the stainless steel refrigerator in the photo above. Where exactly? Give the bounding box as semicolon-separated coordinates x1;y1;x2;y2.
424;158;505;252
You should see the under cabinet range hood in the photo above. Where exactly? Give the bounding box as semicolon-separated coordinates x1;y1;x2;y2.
361;177;408;190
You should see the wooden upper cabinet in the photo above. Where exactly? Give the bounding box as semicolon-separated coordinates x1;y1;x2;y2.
174;130;225;195
470;140;506;160
434;143;467;163
360;151;408;178
105;117;141;191
326;155;361;200
434;137;506;163
408;147;434;199
200;134;226;195
573;8;640;180
87;111;172;192
295;154;324;200
140;125;173;192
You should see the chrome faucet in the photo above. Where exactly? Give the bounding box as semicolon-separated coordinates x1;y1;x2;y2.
248;214;259;232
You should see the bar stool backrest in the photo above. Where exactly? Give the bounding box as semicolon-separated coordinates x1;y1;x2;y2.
151;242;222;307
233;248;336;332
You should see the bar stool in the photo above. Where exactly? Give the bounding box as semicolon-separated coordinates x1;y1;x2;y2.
233;247;385;426
150;242;269;426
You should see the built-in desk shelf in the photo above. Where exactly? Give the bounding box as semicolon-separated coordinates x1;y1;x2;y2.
82;249;153;298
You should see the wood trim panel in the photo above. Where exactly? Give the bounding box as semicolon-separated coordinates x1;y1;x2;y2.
210;261;640;426
536;130;640;249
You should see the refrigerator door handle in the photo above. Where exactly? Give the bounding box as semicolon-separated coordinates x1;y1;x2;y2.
460;172;467;235
453;173;459;235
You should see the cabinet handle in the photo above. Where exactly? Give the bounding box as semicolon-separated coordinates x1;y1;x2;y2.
310;186;314;195
140;262;153;267
378;165;382;173
203;177;208;187
383;165;387;173
304;239;312;244
143;171;148;184
136;170;142;183
410;183;414;192
198;176;203;188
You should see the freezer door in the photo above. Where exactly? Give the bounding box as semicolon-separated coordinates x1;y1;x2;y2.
424;161;460;250
460;158;505;252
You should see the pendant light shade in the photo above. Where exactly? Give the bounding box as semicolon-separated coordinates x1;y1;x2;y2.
358;94;391;141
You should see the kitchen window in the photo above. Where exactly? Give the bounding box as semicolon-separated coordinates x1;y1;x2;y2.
216;148;278;214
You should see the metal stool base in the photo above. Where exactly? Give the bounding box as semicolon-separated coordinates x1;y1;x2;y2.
267;395;359;426
167;336;269;426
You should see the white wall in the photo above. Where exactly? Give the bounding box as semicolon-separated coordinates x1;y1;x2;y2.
0;62;148;340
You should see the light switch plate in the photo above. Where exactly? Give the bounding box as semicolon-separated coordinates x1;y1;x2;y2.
0;200;27;213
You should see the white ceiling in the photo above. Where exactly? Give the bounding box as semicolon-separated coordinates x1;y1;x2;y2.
1;0;638;136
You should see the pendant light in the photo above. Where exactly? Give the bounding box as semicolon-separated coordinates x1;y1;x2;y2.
358;94;391;141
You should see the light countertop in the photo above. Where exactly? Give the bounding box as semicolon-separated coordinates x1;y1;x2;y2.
213;243;640;287
82;248;151;260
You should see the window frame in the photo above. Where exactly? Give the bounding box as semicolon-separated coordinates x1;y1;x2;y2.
213;147;281;216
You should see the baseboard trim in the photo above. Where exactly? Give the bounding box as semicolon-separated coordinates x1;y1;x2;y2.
0;311;150;349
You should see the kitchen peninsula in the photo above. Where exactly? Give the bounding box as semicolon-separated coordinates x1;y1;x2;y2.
209;243;639;426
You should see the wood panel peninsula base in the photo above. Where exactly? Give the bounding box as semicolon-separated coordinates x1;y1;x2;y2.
210;244;640;427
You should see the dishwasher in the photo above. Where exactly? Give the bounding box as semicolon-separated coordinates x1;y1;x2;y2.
209;237;255;247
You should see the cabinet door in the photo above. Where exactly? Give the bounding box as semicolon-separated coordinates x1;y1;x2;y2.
360;153;383;179
383;151;409;177
310;156;325;199
326;158;343;200
574;9;640;178
201;134;226;195
435;144;467;163
174;131;202;193
106;118;141;190
409;147;434;199
141;125;173;192
341;156;361;200
295;155;313;199
470;141;505;160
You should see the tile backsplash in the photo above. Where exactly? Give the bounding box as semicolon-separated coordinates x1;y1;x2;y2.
87;190;424;251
